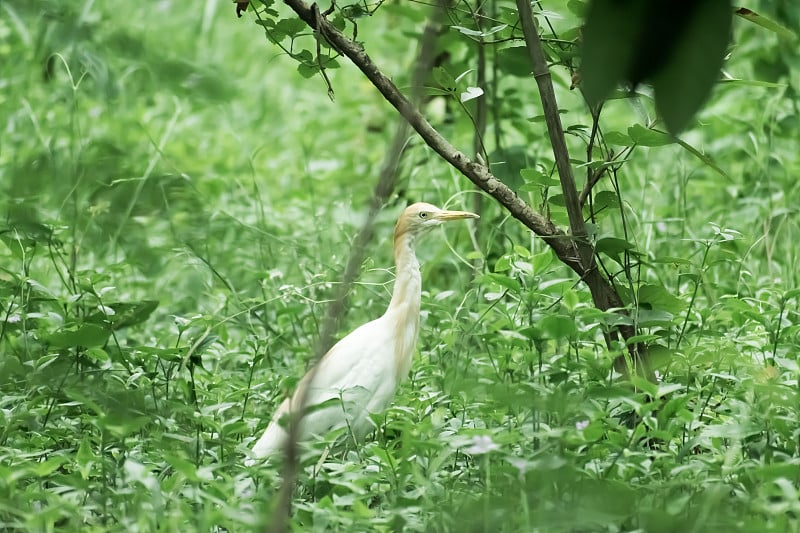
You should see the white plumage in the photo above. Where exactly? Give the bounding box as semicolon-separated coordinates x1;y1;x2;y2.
249;202;478;461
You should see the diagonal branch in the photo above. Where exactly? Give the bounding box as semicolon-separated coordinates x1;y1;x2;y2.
278;0;654;376
284;0;573;257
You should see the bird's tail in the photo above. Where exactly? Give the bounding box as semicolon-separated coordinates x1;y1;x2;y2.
247;397;291;465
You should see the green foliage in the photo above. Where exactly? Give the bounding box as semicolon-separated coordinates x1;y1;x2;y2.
582;0;734;134
1;0;800;531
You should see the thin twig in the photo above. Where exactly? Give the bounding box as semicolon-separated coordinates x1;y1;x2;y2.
580;102;604;211
312;3;335;100
470;0;488;250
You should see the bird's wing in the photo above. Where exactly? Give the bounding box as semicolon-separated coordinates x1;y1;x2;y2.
250;316;399;459
296;316;399;436
311;316;395;392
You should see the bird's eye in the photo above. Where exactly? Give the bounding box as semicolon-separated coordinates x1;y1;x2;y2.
418;212;428;219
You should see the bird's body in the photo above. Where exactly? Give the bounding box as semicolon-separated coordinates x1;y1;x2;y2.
250;202;478;460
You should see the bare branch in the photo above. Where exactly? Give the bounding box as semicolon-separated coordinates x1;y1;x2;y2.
282;0;576;261
581;103;604;210
578;168;605;209
514;0;593;271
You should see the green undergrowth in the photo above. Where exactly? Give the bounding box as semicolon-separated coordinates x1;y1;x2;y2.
1;1;799;531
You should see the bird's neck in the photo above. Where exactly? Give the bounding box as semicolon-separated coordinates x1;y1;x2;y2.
387;232;422;314
384;232;422;381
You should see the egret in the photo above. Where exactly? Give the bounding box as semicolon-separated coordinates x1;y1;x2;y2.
250;202;478;460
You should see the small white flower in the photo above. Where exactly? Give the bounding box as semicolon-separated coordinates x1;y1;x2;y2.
465;435;499;455
654;370;662;382
575;420;589;431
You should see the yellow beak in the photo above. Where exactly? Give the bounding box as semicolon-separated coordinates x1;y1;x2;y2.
434;210;480;221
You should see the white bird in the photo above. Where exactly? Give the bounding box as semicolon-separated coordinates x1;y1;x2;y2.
249;202;478;461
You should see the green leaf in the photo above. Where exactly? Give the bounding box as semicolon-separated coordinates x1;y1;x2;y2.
275;17;307;38
527;109;567;122
494;254;511;272
627;124;673;146
656;383;684;397
84;347;109;362
674;137;728;178
26;278;57;300
582;421;604;440
603;130;633;146
635;309;675;327
784;288;800;301
735;7;797;40
512;245;531;259
567;0;588;17
580;0;642;106
330;13;347;31
701;421;760;440
638;283;684;313
30;457;67;477
531;250;554;272
496;46;531;77
89;300;159;330
718;78;785;89
341;3;368;19
582;1;733;133
481;273;521;293
432;67;456;92
48;323;111;349
591;191;620;212
297;62;318;79
165;454;201;482
595;237;636;263
76;437;95;480
137;346;183;362
538;315;577;339
653;1;733;134
629;375;658;397
452;25;483;37
520;168;559;188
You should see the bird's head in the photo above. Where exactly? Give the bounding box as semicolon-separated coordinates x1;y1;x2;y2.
394;202;479;242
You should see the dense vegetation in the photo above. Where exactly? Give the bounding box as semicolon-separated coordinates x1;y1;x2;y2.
1;1;799;531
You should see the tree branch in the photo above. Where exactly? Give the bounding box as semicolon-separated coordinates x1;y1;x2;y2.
283;0;576;260
513;1;652;374
514;0;594;272
278;0;655;375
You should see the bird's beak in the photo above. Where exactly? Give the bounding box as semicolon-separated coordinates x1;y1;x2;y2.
434;210;480;221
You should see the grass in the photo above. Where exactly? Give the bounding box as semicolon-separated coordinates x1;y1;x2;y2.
1;1;800;531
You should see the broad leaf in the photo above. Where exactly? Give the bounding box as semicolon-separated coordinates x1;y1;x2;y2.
735;7;797;40
653;0;733;134
48;323;111;349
